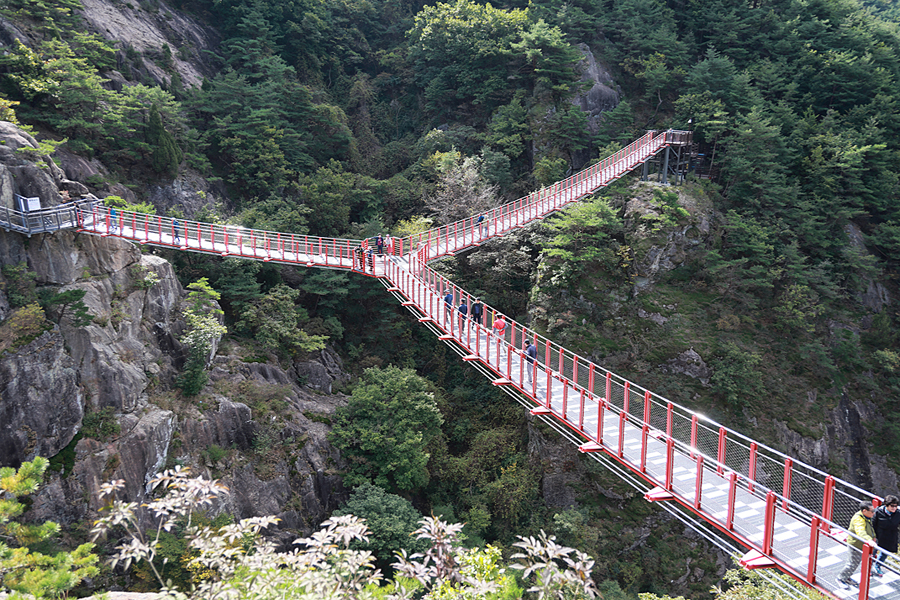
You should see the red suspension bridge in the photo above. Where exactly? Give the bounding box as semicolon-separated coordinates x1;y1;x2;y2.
4;129;893;600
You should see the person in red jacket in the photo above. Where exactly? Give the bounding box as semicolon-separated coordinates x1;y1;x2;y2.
491;313;507;341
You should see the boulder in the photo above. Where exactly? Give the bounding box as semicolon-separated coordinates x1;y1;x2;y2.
0;330;82;467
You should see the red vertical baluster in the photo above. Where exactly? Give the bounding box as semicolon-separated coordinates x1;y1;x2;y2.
694;455;704;509
749;442;758;493
606;372;611;406
666;403;673;438
762;492;777;554
807;516;820;585
859;543;874;600
578;387;585;431
617;411;626;458
623;381;630;415
717;427;726;475
588;364;595;396
545;360;552;408
643;390;651;425
821;475;835;533
640;423;648;473
665;439;674;490
518;343;524;388
562;377;568;420
573;356;579;390
690;414;698;459
782;458;793;511
726;471;737;529
596;396;603;443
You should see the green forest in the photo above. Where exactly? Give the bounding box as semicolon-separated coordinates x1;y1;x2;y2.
2;0;900;598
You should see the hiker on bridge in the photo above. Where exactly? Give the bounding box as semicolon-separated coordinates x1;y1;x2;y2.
524;339;537;384
839;502;876;587
873;495;900;576
173;219;181;245
491;313;507;341
477;214;485;239
375;234;385;254
457;298;468;334
444;290;454;328
470;297;483;327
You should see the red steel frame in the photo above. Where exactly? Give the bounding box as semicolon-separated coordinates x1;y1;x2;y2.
33;128;886;600
383;252;886;600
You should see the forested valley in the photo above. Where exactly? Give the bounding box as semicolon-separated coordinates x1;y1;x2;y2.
1;0;900;598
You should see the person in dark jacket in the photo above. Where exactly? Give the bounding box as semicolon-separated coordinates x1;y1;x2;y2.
470;297;483;326
457;299;468;334
873;495;900;576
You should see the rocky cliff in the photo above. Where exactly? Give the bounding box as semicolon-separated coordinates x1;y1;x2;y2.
0;122;348;538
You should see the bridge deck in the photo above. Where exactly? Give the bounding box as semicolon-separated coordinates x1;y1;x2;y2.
0;128;891;600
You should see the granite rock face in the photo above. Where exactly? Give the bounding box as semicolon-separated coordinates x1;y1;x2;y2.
0;122;350;540
0;330;82;467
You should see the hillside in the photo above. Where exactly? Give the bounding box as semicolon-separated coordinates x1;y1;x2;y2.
0;0;899;598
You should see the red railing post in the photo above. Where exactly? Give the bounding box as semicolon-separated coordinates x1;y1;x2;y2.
665;438;674;490
821;475;835;533
762;491;777;554
859;542;875;600
640;423;649;473
606;372;611;406
807;516;820;585
717;427;726;475
690;414;698;459
726;472;737;530
749;442;758;493
694;455;704;509
595;397;603;443
618;411;626;458
782;458;793;511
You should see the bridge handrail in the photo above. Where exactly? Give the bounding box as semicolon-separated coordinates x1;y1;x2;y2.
78;204;367;265
404;253;877;528
0;198;102;234
398;130;687;259
391;253;891;594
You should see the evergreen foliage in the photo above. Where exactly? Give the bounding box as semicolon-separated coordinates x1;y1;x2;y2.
332;482;428;569
178;279;227;396
330;366;444;493
148;103;183;178
0;458;99;598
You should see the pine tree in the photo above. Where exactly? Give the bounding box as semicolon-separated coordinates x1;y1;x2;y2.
148;103;182;178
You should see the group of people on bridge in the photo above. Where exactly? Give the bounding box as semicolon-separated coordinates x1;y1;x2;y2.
841;496;900;586
353;234;391;272
442;290;541;385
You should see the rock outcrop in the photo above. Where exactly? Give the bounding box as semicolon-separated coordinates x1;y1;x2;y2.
0;121;349;539
77;0;221;89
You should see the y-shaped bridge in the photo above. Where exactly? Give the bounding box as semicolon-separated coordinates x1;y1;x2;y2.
5;130;892;600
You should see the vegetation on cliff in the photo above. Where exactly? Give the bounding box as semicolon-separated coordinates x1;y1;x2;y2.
1;0;900;598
